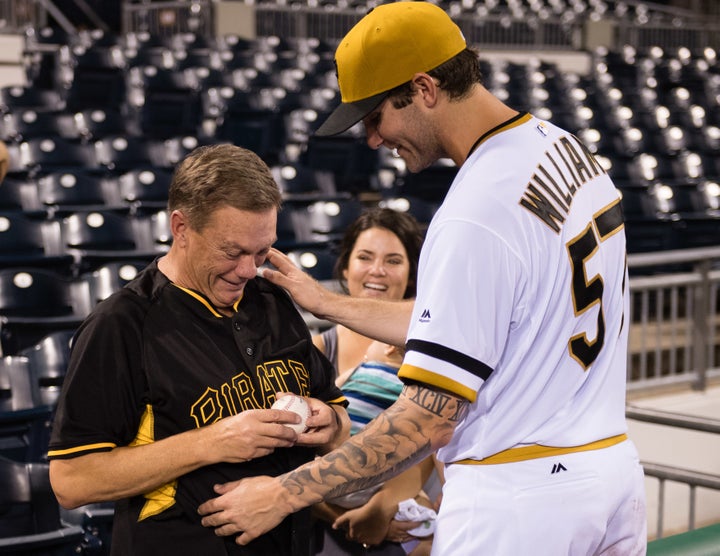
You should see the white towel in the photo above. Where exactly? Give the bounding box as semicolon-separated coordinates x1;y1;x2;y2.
394;498;437;553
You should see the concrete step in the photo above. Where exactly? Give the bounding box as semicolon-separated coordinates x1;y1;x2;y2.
628;384;720;539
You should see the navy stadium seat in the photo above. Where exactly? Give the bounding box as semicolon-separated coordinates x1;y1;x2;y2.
0;457;86;554
0;268;91;354
0;357;54;462
0;214;75;273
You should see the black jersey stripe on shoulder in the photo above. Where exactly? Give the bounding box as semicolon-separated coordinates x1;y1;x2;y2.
594;198;624;239
406;339;493;381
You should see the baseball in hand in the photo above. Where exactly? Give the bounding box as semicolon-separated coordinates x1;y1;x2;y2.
271;394;310;434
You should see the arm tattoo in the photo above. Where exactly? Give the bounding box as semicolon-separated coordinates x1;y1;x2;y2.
406;384;470;421
279;383;469;510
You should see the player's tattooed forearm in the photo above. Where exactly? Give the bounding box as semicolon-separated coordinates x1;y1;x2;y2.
279;443;428;504
449;399;470;422
277;401;434;505
276;384;466;508
404;384;469;421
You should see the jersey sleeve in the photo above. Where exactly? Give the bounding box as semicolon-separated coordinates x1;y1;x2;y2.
399;218;527;403
48;292;149;459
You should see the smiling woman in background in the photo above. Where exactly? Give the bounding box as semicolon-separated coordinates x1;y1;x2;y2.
313;207;423;378
312;208;438;556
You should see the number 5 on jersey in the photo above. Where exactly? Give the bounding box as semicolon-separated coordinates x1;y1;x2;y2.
566;199;625;369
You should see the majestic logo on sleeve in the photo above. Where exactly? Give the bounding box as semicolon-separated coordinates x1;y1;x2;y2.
419;308;431;323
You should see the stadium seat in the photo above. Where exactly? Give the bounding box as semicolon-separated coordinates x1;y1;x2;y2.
378;196;438;228
168;31;216;52
36;170;118;217
0;177;44;215
212;110;286;166
0;110;80;143
117;168;173;214
95;135;171;174
62;49;128;112
271;163;326;199
84;260;147;305
19;137;100;174
0;268;91;354
0;457;86;554
61;211;162;272
18;329;76;408
391;159;458;204
301;134;379;194
129;67;203;138
616;185;677;253
60;502;115;556
124;45;176;70
173;45;224;69
287;245;338;282
283;107;330;144
148;210;172;252
0;357;54;462
653;182;720;248
274;207;304;252
0;214;75;273
74;108;135;140
0;86;64;115
305;198;364;244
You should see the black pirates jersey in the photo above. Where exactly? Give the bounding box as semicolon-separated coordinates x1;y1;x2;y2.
49;260;346;556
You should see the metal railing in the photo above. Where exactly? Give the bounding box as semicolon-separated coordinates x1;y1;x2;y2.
2;0;717;53
115;2;717;52
626;405;720;538
616;20;720;50
627;246;720;393
0;0;46;32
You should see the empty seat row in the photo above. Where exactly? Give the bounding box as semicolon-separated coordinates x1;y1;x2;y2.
0;210;169;276
1;168;172;216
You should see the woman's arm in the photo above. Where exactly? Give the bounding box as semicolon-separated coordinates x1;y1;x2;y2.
333;456;437;545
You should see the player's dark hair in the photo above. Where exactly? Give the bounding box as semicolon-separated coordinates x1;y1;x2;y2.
334;208;424;299
389;47;483;109
168;143;282;230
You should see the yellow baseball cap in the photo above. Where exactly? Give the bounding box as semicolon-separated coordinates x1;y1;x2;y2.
315;1;467;137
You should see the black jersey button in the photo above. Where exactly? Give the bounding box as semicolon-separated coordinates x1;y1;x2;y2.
233;321;241;331
246;346;254;356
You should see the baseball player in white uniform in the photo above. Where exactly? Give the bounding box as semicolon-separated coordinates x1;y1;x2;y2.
198;3;647;554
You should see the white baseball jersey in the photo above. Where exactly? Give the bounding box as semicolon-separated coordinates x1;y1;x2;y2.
398;113;630;464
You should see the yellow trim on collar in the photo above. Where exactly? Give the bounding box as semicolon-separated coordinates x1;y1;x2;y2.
172;284;242;318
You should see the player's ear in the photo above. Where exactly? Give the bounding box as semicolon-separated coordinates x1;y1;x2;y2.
169;210;189;245
412;73;440;107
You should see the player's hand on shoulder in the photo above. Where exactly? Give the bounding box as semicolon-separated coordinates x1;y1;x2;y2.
261;248;333;317
296;398;350;449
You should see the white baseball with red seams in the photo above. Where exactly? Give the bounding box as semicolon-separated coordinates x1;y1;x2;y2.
271;394;310;433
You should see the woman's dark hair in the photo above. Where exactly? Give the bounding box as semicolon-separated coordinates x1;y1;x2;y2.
334;207;424;299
